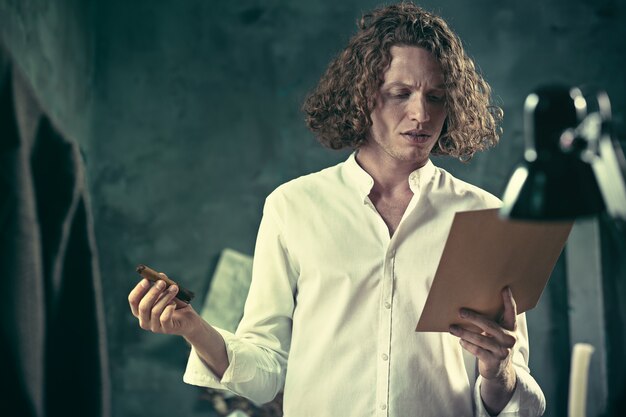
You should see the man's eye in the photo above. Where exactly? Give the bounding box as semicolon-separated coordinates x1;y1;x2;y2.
428;95;445;102
390;92;410;99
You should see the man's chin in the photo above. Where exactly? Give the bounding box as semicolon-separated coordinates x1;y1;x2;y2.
397;148;431;164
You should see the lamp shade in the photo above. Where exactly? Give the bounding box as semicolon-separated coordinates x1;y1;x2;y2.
500;86;605;220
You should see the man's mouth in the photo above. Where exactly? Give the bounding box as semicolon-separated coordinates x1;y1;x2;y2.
402;130;431;142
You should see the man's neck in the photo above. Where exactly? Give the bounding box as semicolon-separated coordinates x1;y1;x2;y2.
355;149;425;197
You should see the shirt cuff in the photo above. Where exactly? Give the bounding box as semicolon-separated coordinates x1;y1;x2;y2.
183;327;255;389
473;366;546;416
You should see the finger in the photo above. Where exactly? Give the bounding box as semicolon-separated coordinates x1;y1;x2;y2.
459;308;517;348
128;279;151;317
501;287;518;331
458;337;495;364
150;285;179;332
153;288;172;305
154;285;186;308
160;302;177;332
158;272;190;308
138;279;167;327
158;272;171;282
450;325;503;356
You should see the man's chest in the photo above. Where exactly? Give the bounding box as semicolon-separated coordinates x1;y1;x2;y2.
368;193;413;236
286;197;452;300
371;199;409;236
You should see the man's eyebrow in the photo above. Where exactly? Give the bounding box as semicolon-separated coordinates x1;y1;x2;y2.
382;81;446;89
382;81;409;89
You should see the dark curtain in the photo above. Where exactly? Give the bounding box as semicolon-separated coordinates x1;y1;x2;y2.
601;216;626;417
0;47;110;417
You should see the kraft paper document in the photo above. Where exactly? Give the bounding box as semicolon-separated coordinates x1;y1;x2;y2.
416;208;573;332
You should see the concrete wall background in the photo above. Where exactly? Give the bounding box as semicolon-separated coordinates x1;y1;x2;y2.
2;1;625;416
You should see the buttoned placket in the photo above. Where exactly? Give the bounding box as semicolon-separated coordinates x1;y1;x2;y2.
376;244;395;416
362;195;392;416
361;164;424;417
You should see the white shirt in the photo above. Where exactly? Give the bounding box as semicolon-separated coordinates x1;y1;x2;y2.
184;153;546;417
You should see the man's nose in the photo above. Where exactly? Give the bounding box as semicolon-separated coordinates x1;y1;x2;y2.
407;95;430;123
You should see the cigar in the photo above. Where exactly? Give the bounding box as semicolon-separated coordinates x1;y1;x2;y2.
136;264;195;303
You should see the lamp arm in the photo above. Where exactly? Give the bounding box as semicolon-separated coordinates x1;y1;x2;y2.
592;133;626;220
560;91;626;221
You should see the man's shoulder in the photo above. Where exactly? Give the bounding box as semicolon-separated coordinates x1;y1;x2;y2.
432;166;502;209
266;159;348;206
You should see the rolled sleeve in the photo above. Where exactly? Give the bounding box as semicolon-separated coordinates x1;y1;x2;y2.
183;193;296;405
474;367;545;416
183;327;252;388
183;326;286;405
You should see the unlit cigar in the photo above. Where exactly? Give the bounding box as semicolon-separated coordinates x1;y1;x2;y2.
136;264;195;303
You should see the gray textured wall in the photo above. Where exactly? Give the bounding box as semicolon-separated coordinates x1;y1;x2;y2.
2;1;625;416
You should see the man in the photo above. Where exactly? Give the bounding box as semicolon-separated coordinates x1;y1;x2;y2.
128;3;546;416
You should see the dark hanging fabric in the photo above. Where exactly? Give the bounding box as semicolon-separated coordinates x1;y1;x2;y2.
0;51;44;417
0;48;110;417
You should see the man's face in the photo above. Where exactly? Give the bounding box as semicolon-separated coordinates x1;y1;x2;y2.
363;45;447;168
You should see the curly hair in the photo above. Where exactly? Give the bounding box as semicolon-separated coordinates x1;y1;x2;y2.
302;2;502;161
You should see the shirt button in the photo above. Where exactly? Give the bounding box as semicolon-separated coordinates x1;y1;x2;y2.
384;302;391;309
381;353;389;361
380;404;387;410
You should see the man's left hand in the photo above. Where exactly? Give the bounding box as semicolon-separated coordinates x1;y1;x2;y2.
449;286;518;414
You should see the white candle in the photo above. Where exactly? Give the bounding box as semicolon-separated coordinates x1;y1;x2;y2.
568;343;595;417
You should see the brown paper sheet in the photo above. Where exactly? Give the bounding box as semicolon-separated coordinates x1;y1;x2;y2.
415;208;573;332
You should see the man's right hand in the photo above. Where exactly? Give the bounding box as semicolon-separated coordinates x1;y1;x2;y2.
128;272;230;377
128;273;199;337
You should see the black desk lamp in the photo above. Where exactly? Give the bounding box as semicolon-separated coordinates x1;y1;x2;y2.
500;86;626;221
499;86;626;417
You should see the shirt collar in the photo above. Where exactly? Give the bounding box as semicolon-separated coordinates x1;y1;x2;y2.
408;158;436;193
343;152;437;201
344;152;375;199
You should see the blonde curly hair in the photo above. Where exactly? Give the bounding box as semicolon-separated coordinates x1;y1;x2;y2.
303;2;502;161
